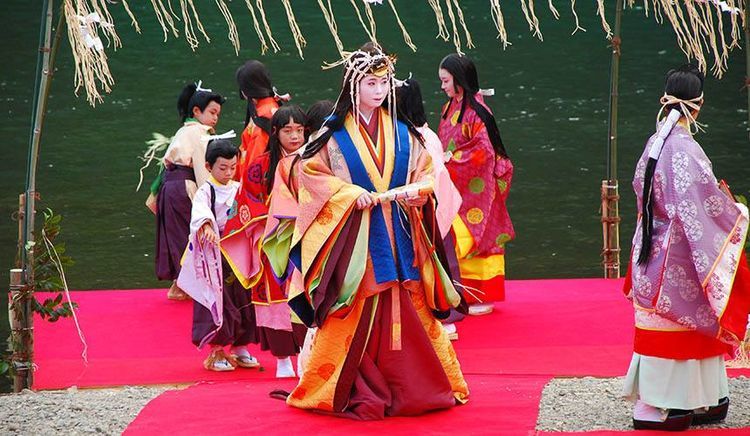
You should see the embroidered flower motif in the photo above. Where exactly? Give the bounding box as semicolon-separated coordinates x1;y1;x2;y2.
677;199;698;221
697;159;714;185
656;295;672;314
665;203;676;220
708;274;726;300
683;219;704;242
672;152;692;194
316;204;334;226
730;226;743;245
691;250;709;274
634;159;646;180
653;171;666;201
677;315;697;329
679;281;700;302
239;204;251;224
703;195;725;218
696;304;717;327
247;163;263;184
634;274;652;297
466;207;484;225
666;264;687;286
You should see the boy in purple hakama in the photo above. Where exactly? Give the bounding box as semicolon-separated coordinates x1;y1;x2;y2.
177;139;260;372
156;82;225;301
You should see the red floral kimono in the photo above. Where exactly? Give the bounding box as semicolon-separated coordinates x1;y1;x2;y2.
438;94;514;303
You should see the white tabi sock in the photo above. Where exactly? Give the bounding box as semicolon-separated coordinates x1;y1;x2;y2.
634;400;669;422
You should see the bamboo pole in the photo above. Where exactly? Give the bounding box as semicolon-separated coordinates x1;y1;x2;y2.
602;0;623;279
14;0;60;392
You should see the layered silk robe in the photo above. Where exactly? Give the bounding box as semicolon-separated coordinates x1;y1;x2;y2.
624;124;750;359
438;94;515;303
279;110;468;419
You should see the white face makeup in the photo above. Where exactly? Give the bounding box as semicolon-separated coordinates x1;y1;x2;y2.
358;73;389;116
439;68;459;99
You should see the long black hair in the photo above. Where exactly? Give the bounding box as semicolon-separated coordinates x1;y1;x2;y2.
637;64;704;265
177;83;225;123
306;100;335;134
236;60;277;131
303;43;422;160
396;78;428;127
267;105;307;193
439;54;508;159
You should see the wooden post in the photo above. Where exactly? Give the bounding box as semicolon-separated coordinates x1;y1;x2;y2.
602;0;623;278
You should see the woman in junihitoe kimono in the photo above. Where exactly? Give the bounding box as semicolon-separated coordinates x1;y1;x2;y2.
622;65;750;431
270;43;468;420
438;54;514;316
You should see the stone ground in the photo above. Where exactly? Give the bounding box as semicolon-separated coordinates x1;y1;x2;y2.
0;386;168;435
2;378;749;434
537;376;750;431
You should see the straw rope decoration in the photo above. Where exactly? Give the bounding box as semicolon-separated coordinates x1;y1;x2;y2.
216;0;241;55
58;0;746;106
244;0;269;55
548;0;561;20
254;0;280;53
351;0;378;42
525;0;545;41
490;0;511;49
570;0;587;34
427;0;450;41
318;0;345;56
388;0;418;52
120;0;140;33
282;0;307;59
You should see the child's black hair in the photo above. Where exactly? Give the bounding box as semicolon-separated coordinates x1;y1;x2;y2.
205;139;239;166
177;83;226;123
267;105;308;192
396;78;427;127
305;100;335;133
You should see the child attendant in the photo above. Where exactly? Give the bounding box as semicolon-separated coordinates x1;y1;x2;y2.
157;82;225;301
224;106;308;378
177;139;259;372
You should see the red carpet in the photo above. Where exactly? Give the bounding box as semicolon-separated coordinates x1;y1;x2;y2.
32;279;750;434
124;374;550;435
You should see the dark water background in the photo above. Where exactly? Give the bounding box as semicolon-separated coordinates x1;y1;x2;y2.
1;1;748;391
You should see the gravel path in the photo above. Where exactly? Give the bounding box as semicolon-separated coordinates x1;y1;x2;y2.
0;386;168;435
537;376;750;431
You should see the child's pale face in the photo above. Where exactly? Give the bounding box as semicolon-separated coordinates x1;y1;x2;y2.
193;101;222;128
358;74;389;114
206;155;237;185
278;117;305;154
